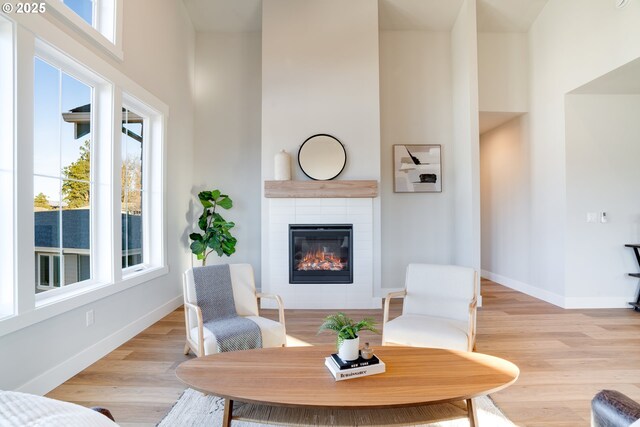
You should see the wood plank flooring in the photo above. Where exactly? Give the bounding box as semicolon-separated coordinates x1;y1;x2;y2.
46;279;640;426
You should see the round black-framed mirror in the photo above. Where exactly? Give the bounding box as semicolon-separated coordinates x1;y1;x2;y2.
298;134;347;181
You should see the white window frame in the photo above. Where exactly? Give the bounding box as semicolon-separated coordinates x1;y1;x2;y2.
119;93;165;279
0;16;15;320
43;0;123;60
33;40;114;305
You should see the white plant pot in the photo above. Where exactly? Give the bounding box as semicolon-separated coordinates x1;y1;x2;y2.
338;337;360;361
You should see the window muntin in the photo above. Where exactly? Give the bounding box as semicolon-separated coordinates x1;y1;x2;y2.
33;57;93;294
121;107;144;270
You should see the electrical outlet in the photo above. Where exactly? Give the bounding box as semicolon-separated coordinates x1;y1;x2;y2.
86;310;94;327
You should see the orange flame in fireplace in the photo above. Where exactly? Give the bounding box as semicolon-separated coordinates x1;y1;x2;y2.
297;249;345;271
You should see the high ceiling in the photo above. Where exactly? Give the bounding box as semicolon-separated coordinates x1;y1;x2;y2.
378;0;464;31
476;0;549;32
183;0;549;33
570;57;640;94
479;112;523;134
183;0;262;33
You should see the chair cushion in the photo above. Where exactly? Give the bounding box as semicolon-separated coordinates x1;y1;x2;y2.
383;314;470;351
228;264;260;317
403;264;476;323
190;316;286;355
0;390;117;427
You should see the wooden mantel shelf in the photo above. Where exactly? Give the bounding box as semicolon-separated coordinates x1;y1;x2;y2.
264;180;378;198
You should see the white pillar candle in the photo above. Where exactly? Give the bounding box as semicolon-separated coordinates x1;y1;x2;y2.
274;149;291;180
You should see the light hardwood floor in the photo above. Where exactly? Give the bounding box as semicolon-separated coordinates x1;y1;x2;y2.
46;279;640;426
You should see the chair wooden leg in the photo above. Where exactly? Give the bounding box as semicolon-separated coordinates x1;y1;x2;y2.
222;398;233;427
467;398;478;427
183;343;190;355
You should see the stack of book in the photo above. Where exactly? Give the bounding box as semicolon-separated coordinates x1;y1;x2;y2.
324;353;386;381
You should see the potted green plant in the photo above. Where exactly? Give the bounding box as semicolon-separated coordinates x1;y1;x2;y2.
189;189;237;266
318;312;379;361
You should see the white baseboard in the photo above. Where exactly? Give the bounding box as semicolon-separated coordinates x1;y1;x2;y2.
481;270;632;309
481;270;565;308
17;295;183;395
563;296;632;309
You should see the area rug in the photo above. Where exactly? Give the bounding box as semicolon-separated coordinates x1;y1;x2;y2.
158;388;516;427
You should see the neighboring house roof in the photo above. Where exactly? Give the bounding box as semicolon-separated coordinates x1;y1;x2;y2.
35;209;141;250
62;104;144;142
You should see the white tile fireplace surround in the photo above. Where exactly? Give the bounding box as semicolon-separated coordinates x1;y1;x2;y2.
263;198;379;309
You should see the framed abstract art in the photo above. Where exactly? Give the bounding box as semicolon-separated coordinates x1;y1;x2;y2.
393;144;442;193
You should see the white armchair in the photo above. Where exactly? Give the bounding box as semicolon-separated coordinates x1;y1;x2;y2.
382;264;478;352
183;263;286;357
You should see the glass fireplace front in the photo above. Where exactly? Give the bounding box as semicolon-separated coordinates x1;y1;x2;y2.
289;224;353;284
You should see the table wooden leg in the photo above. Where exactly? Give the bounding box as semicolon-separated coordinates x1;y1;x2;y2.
222;398;233;427
467;398;478;427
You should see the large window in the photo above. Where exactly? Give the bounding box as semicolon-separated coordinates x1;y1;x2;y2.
45;0;121;58
0;13;166;333
121;107;143;269
33;57;93;294
0;17;14;318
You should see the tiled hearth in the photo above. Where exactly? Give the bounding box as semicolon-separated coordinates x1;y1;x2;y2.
262;197;378;309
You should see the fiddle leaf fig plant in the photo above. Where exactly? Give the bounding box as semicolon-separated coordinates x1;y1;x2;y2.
189;189;237;265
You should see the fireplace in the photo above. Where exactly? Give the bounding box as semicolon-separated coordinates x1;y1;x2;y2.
289;224;353;284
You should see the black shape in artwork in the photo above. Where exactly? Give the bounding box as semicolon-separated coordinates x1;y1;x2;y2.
418;174;437;183
405;147;421;165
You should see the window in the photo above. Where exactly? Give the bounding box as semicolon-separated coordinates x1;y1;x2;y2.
0;24;167;333
0;17;14;318
45;0;122;59
121;107;144;269
33;57;94;294
120;93;165;277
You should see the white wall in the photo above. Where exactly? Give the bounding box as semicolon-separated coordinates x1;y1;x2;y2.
527;0;640;302
564;95;640;307
261;0;382;295
193;32;262;279
379;31;455;288
451;0;481;271
477;32;528;113
0;0;195;392
261;0;381;181
480;116;531;289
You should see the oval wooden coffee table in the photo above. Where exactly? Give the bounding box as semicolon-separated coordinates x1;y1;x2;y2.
176;346;519;427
